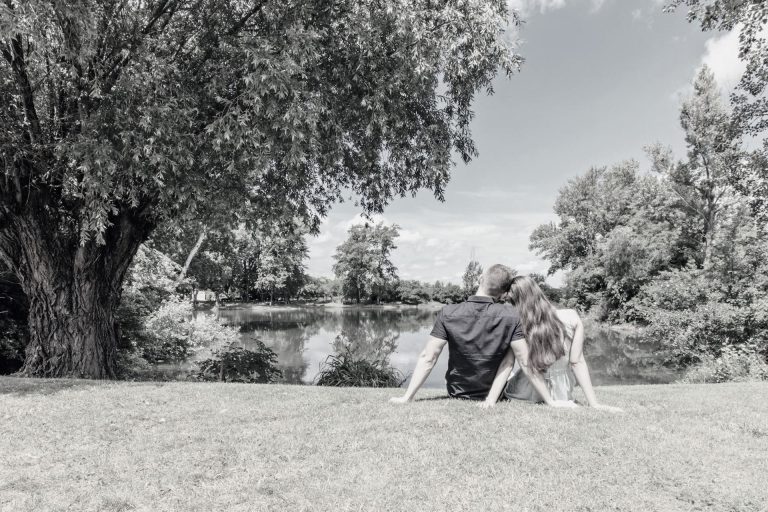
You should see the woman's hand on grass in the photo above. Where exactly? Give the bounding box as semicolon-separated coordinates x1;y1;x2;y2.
389;396;411;404
593;404;624;413
549;400;579;408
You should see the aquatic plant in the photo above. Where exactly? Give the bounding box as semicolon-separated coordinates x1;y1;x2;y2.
315;350;406;388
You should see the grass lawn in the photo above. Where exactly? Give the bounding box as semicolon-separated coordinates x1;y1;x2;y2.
1;377;767;512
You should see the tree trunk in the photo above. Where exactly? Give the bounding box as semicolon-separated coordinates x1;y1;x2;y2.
21;277;119;378
0;206;151;379
176;229;206;285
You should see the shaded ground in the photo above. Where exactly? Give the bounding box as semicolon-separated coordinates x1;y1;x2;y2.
1;377;767;511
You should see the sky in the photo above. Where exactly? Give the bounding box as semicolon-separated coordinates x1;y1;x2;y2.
306;0;745;286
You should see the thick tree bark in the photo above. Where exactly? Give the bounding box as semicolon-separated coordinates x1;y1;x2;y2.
0;205;152;378
21;276;120;378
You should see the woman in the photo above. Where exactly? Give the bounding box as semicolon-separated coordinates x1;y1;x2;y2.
481;276;622;411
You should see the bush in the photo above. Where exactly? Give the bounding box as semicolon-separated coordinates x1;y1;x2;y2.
638;301;756;366
135;297;242;364
315;350;406;387
195;341;282;383
0;319;26;374
138;297;196;363
680;344;768;384
0;268;27;374
631;267;767;367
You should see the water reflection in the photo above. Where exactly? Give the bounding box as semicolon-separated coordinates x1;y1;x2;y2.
211;306;676;387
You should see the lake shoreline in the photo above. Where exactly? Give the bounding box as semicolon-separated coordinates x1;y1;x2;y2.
208;301;446;313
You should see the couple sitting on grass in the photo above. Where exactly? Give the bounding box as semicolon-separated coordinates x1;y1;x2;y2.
390;264;623;411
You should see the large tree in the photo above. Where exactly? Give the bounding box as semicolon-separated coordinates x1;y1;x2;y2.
667;0;768;221
0;0;520;377
647;66;740;268
530;161;697;316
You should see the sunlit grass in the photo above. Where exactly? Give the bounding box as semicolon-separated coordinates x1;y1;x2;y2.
1;377;767;511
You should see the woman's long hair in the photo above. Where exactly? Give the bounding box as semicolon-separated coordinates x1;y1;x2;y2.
507;276;566;373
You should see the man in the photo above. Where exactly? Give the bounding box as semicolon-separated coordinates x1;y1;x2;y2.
389;264;522;403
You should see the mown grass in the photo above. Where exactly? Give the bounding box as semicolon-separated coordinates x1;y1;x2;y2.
1;377;767;512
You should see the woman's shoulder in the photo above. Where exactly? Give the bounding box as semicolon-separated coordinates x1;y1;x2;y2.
555;308;581;326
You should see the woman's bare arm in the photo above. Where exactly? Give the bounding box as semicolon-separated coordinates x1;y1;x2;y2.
480;347;516;408
509;338;565;406
568;313;623;412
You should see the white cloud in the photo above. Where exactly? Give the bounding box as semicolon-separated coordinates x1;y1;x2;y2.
672;27;747;102
700;29;747;92
507;0;612;17
590;0;608;12
507;0;567;16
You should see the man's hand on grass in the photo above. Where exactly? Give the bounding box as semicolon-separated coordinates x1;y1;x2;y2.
389;396;411;404
478;400;496;409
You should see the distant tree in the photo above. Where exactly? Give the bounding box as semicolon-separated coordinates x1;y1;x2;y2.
432;281;464;304
397;280;432;305
0;0;521;377
462;260;484;298
529;273;562;304
255;229;308;305
333;223;399;304
368;224;400;305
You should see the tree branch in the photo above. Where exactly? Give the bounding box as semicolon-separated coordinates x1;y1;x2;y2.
2;36;42;143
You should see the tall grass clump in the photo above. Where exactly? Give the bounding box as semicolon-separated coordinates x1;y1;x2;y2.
315;350;406;387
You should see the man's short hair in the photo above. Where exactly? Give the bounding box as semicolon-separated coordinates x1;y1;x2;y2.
483;264;515;298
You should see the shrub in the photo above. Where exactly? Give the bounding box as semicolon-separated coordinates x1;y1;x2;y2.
680;344;768;384
315;350;406;387
0;319;26;374
114;350;154;380
629;266;768;367
637;301;756;366
195;341;282;383
134;297;242;364
0;268;27;374
139;297;195;363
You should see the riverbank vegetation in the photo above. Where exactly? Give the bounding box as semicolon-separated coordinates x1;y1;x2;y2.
2;377;767;511
531;66;768;381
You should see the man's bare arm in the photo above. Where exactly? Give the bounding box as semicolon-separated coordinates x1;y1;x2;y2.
390;336;447;403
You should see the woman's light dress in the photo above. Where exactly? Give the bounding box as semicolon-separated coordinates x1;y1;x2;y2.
503;309;579;403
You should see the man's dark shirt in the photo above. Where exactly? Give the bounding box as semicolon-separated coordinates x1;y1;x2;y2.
430;296;525;400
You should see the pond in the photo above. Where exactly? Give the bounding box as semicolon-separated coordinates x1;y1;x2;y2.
210;305;679;388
